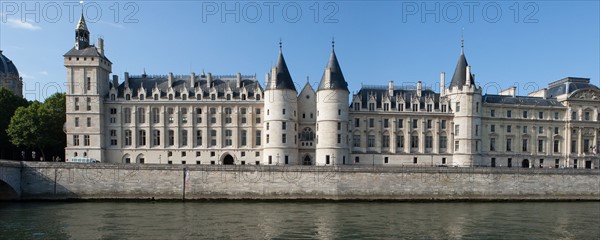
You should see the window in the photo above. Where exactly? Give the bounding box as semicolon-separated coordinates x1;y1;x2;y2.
584;111;590;121
490;125;496;133
554;140;559;153
455;102;460;112
353;135;361;147
124;130;132;146
196;130;203;146
439;136;447;149
538;139;544;152
152;108;160;123
427;120;432;129
413;157;418;164
74;97;79;111
86;117;91;127
281;133;286;144
86;77;91;91
168;130;175;146
382;135;390;148
398;119;403;128
224;130;232;146
225;108;232;124
383;119;389;128
508;158;512;168
354;118;360;128
181;108;188;124
384;103;390;111
137;108;146;123
571;140;577;153
583;139;590;153
153;130;161;146
282;122;287;130
368;135;375;147
490;109;495;117
369;118;374;128
441;104;446;112
241;130;247;146
196;108;203;124
554;112;559;120
507;125;512;133
441;120;446;129
455;125;459;136
475;125;479;136
491;158;496;167
554;127;559;135
523;126;528;134
476;102;479;112
124;108;131;123
256;131;261;146
86;97;91;111
211;130;217;146
507;110;512;118
181;130;188;146
538;126;544;134
538;111;544;119
73;135;80;146
490;138;496;151
369;103;375;111
571;111;577;120
506;139;512;151
522;111;528;118
75;117;79;127
412;119;418;129
411;136;419;148
397;135;405;148
138;130;146;146
522;139;528;152
454;141;459;151
425;136;432;148
337;134;341;144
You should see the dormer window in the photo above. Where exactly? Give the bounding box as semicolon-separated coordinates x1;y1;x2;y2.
354;103;360;111
256;94;261;100
226;94;231;100
196;94;201;100
241;94;246;100
110;94;115;101
211;94;216;100
140;94;145;100
125;94;130;100
168;94;173;100
154;94;158;100
182;94;187;100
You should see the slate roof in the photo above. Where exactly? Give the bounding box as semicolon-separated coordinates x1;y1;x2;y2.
354;86;440;110
545;77;599;98
76;12;88;31
266;51;296;91
0;50;19;77
115;74;262;99
449;53;475;89
318;49;349;91
483;95;564;107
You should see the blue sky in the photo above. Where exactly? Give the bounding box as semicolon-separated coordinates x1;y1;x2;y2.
1;1;598;101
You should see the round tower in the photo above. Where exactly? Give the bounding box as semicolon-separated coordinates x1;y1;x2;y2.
263;43;298;165
445;41;483;167
315;43;350;166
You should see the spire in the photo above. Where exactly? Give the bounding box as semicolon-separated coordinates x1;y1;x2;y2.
76;11;88;32
74;8;90;50
449;39;475;90
266;42;296;91
318;43;348;92
461;28;464;54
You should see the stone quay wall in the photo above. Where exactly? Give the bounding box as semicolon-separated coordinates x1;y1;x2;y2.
10;161;600;200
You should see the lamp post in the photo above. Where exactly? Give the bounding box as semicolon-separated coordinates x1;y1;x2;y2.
276;153;280;165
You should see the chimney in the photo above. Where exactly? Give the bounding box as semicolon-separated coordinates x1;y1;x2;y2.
124;72;130;88
236;72;242;88
388;80;394;97
417;81;422;98
440;72;445;97
207;72;213;88
97;38;104;56
465;65;471;86
112;75;118;88
190;72;196;88
168;72;174;87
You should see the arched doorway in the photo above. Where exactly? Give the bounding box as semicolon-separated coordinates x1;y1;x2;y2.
522;159;530;168
303;155;312;165
223;154;234;165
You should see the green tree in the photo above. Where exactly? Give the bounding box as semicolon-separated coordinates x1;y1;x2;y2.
0;87;28;159
6;93;66;160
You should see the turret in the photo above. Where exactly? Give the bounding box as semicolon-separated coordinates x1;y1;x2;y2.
315;41;350;166
75;12;89;50
262;41;298;165
445;38;482;167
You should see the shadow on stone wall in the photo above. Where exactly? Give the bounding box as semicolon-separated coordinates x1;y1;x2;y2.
20;163;77;200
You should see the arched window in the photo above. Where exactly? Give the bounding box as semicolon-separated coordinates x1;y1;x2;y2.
300;128;315;141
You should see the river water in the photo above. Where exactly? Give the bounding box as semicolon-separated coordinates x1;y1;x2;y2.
0;202;598;239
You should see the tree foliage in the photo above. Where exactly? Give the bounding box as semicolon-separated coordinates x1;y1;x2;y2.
6;92;66;159
0;88;28;146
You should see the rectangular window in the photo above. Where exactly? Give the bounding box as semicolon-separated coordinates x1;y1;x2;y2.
455;102;460;112
411;136;419;148
241;130;247;146
124;108;131;123
282;122;286;130
413;157;418;164
369;118;374;128
153;130;161;146
368;135;375;148
282;133;286;144
571;111;577;120
490;109;495;117
455;141;459;151
584;112;590;121
490;138;496;151
383;119;389;128
522;139;528;152
181;130;188;146
181;108;188;124
397;135;404;148
337;134;341;144
538;126;544;134
137;108;145;123
523;126;528;134
439;136;447;149
554;140;559;153
490;125;495;133
353;135;361;147
506;139;512;151
196;130;202;146
86;97;91;111
338;122;341;130
455;125;459;136
73;135;80;146
554;127;559;135
507;125;512;133
538;139;544;152
75;117;79;127
475;125;479;136
571;140;577;153
256;130;261;146
507;110;512;118
441;120;446;129
152;108;160;123
412;119;418;128
398;119;403;129
124;130;132;146
425;136;432;148
138;131;146;146
74;97;79;111
554;112;559;120
355;118;360;128
491;158;496;167
583;139;590;153
538;111;544;119
427;120;432;129
169;130;175;146
508;158;512;168
382;135;390;148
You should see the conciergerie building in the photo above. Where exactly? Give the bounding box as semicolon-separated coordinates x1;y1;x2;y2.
64;14;600;168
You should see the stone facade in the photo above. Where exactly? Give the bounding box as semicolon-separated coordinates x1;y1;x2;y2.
64;15;600;168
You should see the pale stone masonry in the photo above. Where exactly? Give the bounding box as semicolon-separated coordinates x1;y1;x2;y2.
64;14;600;168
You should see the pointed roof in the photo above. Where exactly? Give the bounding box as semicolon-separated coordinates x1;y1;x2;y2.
267;49;296;91
76;12;88;31
449;52;475;89
318;48;348;91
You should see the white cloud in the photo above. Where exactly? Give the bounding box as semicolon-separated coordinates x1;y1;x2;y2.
3;18;41;31
39;71;49;76
21;73;36;79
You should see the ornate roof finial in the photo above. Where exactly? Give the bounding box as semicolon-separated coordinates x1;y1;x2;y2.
307;76;310;83
461;27;464;54
332;37;335;51
279;38;282;52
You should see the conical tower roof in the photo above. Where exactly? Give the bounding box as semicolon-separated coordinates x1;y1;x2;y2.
76;12;88;32
318;47;348;91
267;47;296;91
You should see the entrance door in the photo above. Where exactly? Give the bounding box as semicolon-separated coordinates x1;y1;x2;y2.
522;159;530;168
585;160;592;169
223;154;234;165
303;155;312;165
